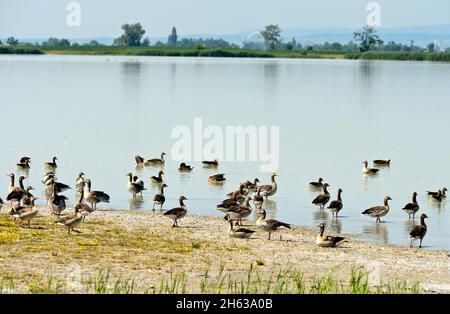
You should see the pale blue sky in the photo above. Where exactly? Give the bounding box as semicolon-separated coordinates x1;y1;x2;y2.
1;0;449;38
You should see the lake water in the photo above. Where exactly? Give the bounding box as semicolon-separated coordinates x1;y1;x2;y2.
1;55;450;250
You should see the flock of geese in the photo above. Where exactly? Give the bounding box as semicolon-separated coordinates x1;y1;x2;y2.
0;155;442;249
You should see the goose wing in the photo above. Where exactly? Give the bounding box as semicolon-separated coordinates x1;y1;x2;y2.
410;225;426;238
312;193;330;204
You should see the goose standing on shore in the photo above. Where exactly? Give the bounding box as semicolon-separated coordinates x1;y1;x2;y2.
75;172;85;192
208;173;226;183
402;192;419;219
362;161;379;175
56;205;88;235
224;215;255;239
22;186;35;207
127;173;146;197
256;209;291;240
6;175;26;205
315;223;347;247
45;157;58;169
312;183;330;210
202;159;219;167
84;179;110;211
327;188;343;217
178;163;194;171
7;173;17;193
409;214;428;248
362;196;392;223
48;183;68;217
216;191;244;213
164;195;188;227
153;183;167;210
46;178;71;193
373;159;391;166
224;196;252;226
17;157;31;169
13;196;39;228
151;170;164;183
259;173;278;199
253;187;264;209
309;177;324;189
147;152;166;165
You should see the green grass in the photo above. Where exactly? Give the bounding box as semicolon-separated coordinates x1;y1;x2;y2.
0;46;43;54
345;51;450;62
0;264;421;294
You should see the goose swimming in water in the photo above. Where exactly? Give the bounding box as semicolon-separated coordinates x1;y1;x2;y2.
127;173;146;197
202;159;219;167
431;190;444;202
362;161;379;175
12;196;39;228
373;159;391;166
151;170;164;183
409;213;428;248
312;183;330;210
315;223;347;247
208;173;226;183
309;177;324;188
427;187;447;198
45;156;58;169
224;214;255;239
84;179;110;211
17;157;31;169
402;192;419;219
75;172;85;192
362;196;392;223
164;195;188;227
153;183;167;210
256;209;291;240
147;152;166;165
178;163;194;171
327;188;343;217
259;173;278;199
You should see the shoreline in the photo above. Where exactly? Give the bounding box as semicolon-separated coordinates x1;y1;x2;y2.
1;206;449;293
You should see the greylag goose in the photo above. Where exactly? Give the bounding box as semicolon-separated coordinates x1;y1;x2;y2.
6;175;26;205
216;192;244;213
12;197;39;228
253;187;264;209
17;157;31;169
209;173;226;183
256;209;291;240
373;159;391;166
22;186;35;207
48;183;68;217
75;172;85;192
431;190;443;202
224;215;255;239
46;178;71;193
147;152;166;165
315;223;346;247
84;179;110;210
427;187;447;198
7;173;16;193
164;195;188;227
362;196;392;223
259;173;278;199
243;178;259;191
202;159;219;167
309;177;324;188
127;173;146;197
402;192;419;219
56;205;87;235
362;161;379;175
224;197;252;226
227;184;247;198
133;176;145;196
41;171;55;185
74;188;93;220
178;163;194;171
151;170;164;183
153;183;167;210
312;183;330;210
45;156;58;169
327;188;343;217
409;213;428;248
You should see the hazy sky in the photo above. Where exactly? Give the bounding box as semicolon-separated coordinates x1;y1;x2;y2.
1;0;449;38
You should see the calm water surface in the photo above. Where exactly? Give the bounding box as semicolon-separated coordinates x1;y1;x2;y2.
1;55;450;250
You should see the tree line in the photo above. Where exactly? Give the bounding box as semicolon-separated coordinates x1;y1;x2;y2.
1;23;448;53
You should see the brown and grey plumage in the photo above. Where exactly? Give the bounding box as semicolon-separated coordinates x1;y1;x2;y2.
7;173;16;193
409;214;428;248
217;191;244;213
327;188;343;216
75;172;85;192
127;173;146;197
151;170;164;183
431;190;443;202
0;198;4;211
17;157;31;169
153;183;167;210
48;184;68;217
6;175;26;204
362;196;392;223
427;187;447;198
259;173;278;199
41;171;55;185
402;192;419;219
22;186;35;207
253;187;264;209
224;197;252;226
164;195;187;227
242;178;259;191
227;184;247;198
202;159;219;167
224;215;255;239
147;152;166;165
315;223;347;247
45;156;58;169
178;162;194;171
46;178;71;193
55;204;87;235
209;173;226;183
373;159;391;166
256;209;291;240
12;197;39;228
312;183;330;210
362;161;379;174
309;177;324;188
84;179;110;211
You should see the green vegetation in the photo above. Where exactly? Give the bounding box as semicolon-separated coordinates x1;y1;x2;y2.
0;46;43;54
345;51;450;62
0;264;421;294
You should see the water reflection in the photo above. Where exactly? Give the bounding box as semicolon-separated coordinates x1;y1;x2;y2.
313;209;329;223
121;61;142;107
263;61;280;106
128;196;145;210
329;217;343;234
362;223;389;244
